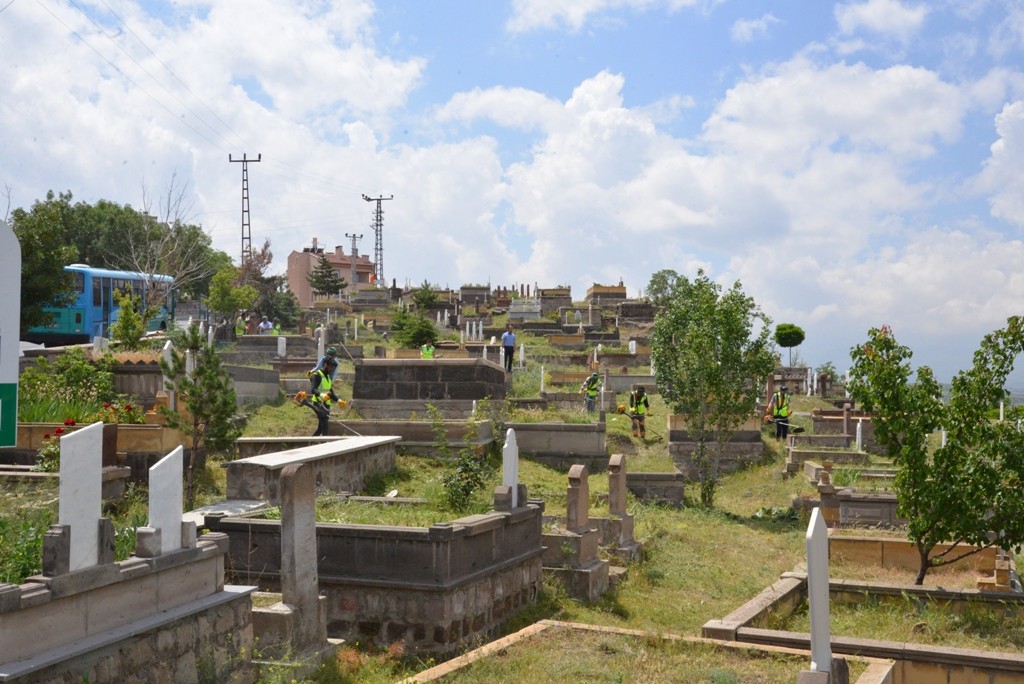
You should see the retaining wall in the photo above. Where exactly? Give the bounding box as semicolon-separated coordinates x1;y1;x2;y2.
352;358;507;419
668;429;766;479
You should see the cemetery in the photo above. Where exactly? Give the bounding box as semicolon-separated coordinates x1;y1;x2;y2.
2;276;1023;684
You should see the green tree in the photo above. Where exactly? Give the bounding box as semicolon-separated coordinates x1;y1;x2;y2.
390;309;438;348
10;194;78;333
774;323;806;366
646;269;685;307
306;254;347;300
649;269;775;507
160;324;241;508
109;288;150;351
412;280;439;312
205;267;258;320
849;320;1024;584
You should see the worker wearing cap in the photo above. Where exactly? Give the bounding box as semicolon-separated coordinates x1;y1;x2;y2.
580;372;602;412
308;355;339;436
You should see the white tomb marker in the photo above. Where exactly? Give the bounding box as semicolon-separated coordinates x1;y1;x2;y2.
59;422;104;571
502;428;519;508
806;507;833;673
149;446;184;553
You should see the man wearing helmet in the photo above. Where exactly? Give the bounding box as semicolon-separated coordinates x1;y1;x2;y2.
312;346;339;381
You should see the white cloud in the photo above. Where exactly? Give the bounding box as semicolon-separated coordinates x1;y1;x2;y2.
975;101;1024;226
505;0;714;33
834;0;929;41
731;14;781;43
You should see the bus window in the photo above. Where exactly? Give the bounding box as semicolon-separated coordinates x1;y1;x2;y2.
73;271;85;294
93;277;102;306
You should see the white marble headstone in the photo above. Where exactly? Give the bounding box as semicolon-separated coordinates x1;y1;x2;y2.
149;446;184;554
806;507;832;673
59;422;103;571
502;428;519;508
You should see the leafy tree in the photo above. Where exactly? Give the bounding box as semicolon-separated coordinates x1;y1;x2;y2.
205;267;258;320
9;194;78;333
849;320;1024;585
774;323;806;366
307;254;347;300
390;309;438;348
646;269;685;307
160;324;241;508
412;280;439;312
109;288;150;351
649;269;775;507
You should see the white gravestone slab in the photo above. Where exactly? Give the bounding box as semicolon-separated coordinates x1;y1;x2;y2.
806;507;833;673
0;220;20;447
149;446;184;554
277;336;287;357
502;428;519;508
59;422;104;571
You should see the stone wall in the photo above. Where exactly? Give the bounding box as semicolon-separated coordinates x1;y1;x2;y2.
352;358;507;419
668;429;766;479
224;437;398;504
206;503;545;656
507;421;607;468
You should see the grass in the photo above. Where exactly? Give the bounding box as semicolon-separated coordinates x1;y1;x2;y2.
783;595;1024;652
409;624;868;683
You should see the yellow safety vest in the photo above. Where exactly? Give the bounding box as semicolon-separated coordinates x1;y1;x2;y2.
311;371;333;408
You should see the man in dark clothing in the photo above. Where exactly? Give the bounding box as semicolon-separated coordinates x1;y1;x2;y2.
308;356;339;436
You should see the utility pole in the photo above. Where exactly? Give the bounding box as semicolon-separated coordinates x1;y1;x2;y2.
362;193;393;287
344;232;363;295
229;153;261;268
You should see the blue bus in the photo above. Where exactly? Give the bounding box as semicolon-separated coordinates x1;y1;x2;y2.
24;264;175;346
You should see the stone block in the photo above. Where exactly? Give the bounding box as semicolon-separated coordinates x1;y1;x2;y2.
135;527;162;558
42;524;71;577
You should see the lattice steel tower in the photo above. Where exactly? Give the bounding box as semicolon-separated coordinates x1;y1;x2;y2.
362;193;393;286
230;153;261;266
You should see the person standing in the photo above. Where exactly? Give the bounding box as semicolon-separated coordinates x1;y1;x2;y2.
580;372;602;412
420;341;435;358
500;324;516;372
629;385;650;438
766;386;792;440
258;316;273;334
308;355;339;436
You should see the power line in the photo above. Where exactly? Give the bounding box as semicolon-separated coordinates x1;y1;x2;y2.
230;153;261;267
33;0;224;149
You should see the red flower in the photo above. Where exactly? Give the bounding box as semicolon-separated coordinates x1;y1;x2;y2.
124;404;132;411
54;427;64;436
63;418;76;426
103;402;111;408
43;433;51;440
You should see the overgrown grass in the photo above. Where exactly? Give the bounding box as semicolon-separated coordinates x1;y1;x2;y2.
783;594;1024;652
410;625;868;683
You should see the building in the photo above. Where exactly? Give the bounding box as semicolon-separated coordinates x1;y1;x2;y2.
286;237;377;308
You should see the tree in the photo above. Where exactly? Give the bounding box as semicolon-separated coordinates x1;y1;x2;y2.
649;270;775;507
9;194;78;333
390;309;438;348
774;323;806;366
849;321;1024;585
109;288;149;351
646;269;685;307
205;266;258;320
412;280;439;312
160;324;241;509
306;254;347;300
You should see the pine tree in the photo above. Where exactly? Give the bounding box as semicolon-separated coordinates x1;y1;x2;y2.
306;254;347;300
160;324;240;508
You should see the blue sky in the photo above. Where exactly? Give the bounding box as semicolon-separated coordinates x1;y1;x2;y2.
3;0;1024;384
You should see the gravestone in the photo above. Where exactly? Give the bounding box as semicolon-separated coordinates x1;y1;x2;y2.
502;428;519;508
280;462;327;650
798;507;849;684
59;422;104;571
149;446;183;553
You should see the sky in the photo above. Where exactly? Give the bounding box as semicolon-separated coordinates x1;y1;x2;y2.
3;0;1024;384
